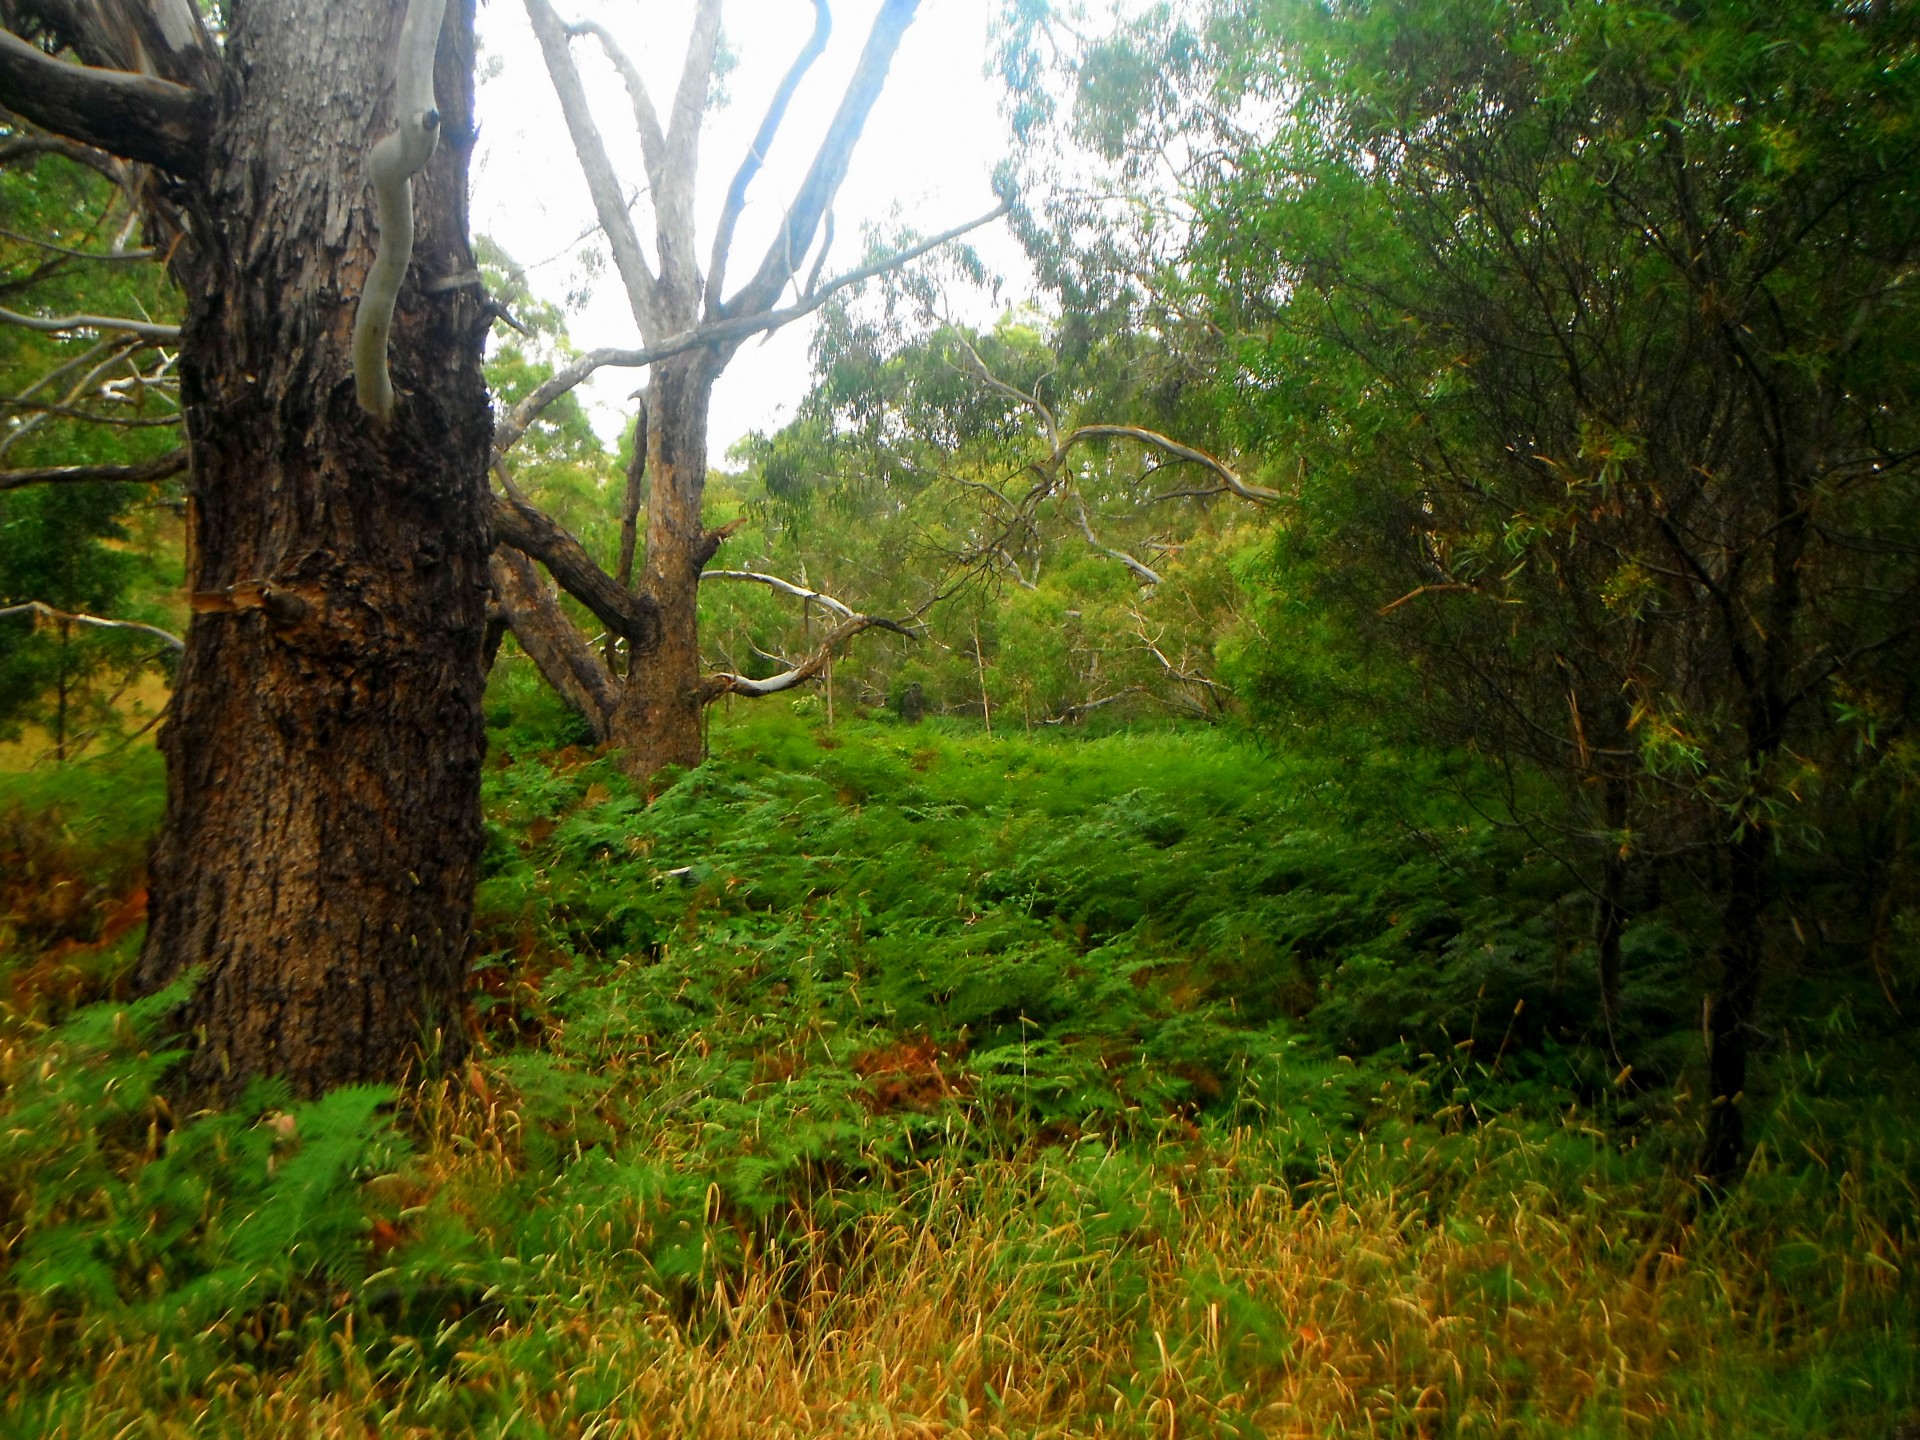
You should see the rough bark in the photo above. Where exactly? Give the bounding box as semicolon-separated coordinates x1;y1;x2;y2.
609;348;717;775
128;0;494;1100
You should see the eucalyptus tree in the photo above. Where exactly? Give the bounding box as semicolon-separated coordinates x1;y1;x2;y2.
484;0;1006;777
721;308;1279;726
0;0;497;1097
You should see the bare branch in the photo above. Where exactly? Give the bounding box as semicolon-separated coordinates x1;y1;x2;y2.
496;201;1007;453
523;0;659;334
1074;496;1163;586
701;567;858;621
660;0;723;283
1058;425;1282;505
0;130;123;177
566;19;665;179
0;26;208;176
706;0;831;321
703;612;914;701
0;223;153;260
0;445;186;492
491;485;661;649
490;549;615;740
0;598;182;650
0;300;177;339
567;6;716;298
956;335;1059;448
720;0;920;319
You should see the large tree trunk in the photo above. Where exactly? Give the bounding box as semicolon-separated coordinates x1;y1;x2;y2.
610;350;717;778
133;0;493;1100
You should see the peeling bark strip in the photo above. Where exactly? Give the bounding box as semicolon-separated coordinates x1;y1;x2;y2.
352;0;448;418
0;0;497;1099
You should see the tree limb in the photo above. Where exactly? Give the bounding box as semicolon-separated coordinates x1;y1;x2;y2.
495;201;1007;454
523;0;660;335
720;0;920;319
0;445;185;492
701;566;859;621
703;612;914;701
706;0;831;321
491;488;662;651
1058;425;1282;504
489;549;615;740
0;300;178;338
0;25;208;177
0;598;182;649
1074;496;1163;586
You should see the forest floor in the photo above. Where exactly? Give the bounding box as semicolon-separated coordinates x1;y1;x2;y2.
0;697;1914;1437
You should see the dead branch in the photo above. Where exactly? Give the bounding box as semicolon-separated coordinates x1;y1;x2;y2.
0;597;182;649
1059;425;1281;504
700;567;859;622
0;300;177;339
703;611;914;701
0;446;186;491
1074;495;1163;586
0;25;209;176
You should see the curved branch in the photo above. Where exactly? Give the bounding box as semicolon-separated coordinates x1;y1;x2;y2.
0;599;182;650
1058;425;1282;505
706;0;831;321
0;301;177;339
721;0;920;319
703;612;914;701
701;567;857;621
491;489;661;650
352;0;448;419
0;446;187;492
496;201;1007;454
0;26;209;177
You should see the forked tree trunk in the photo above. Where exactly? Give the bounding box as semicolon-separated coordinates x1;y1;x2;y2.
132;0;493;1099
610;350;717;778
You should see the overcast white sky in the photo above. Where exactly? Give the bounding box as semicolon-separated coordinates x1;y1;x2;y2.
468;1;1035;460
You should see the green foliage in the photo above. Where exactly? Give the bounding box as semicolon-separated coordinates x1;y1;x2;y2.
0;981;412;1338
1;136;185;760
0;718;1913;1433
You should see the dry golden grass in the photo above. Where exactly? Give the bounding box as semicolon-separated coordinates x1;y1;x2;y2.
15;1079;1910;1440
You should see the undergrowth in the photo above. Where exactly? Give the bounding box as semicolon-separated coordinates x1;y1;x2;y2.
0;708;1913;1437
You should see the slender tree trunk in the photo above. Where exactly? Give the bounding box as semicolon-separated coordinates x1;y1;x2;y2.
1594;772;1629;1052
134;0;493;1100
1703;820;1768;1182
53;614;69;764
491;549;612;741
610;351;717;778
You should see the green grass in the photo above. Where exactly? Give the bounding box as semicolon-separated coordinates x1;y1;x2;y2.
0;708;1914;1437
